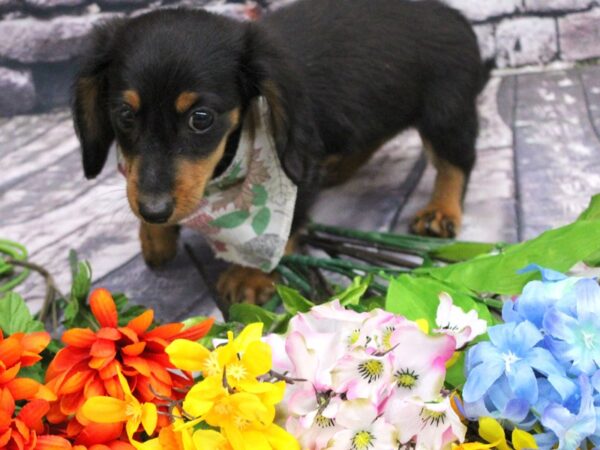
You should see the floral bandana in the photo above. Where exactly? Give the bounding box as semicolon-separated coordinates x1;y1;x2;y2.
181;97;297;271
118;97;297;273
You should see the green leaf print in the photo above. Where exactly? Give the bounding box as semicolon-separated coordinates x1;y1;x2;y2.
252;207;271;235
251;185;268;206
210;210;250;229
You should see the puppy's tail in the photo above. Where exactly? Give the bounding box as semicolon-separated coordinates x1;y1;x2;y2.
478;58;495;93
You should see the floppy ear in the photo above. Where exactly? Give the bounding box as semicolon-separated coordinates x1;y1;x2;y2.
72;19;125;179
241;24;322;185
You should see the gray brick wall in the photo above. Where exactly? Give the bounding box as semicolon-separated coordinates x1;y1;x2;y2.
0;0;599;116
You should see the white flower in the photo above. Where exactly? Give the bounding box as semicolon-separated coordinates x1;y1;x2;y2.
385;395;466;450
434;292;487;348
389;325;455;402
331;349;393;405
326;399;397;450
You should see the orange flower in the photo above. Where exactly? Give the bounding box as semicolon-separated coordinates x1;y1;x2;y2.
36;434;135;450
0;394;49;450
0;329;55;406
45;288;214;440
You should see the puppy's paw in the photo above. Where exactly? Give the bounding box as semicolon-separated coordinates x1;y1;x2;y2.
217;265;277;305
140;223;179;268
411;205;461;238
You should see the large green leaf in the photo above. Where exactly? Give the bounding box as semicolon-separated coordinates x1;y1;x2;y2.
229;303;279;328
0;292;44;334
385;274;495;330
333;276;372;306
417;195;600;295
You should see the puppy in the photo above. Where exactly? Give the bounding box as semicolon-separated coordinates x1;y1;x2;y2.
73;0;488;304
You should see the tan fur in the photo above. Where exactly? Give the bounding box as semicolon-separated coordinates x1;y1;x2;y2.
139;222;180;267
125;156;141;217
123;90;141;112
412;138;464;238
175;91;200;114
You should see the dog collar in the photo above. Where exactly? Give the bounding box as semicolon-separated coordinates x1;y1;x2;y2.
180;97;297;272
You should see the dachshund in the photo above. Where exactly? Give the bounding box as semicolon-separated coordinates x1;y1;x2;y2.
72;0;489;304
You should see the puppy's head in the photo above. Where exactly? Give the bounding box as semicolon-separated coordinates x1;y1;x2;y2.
73;9;317;225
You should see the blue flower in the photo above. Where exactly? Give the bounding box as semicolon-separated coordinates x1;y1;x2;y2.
541;375;596;450
544;279;600;375
502;265;580;327
463;320;564;405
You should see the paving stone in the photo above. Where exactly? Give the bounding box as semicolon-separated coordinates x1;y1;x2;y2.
524;0;595;12
474;24;496;62
496;17;558;68
0;67;36;116
442;0;521;22
581;65;600;138
514;69;600;239
559;8;600;61
0;0;19;11
0;13;117;63
478;77;513;149
24;0;88;9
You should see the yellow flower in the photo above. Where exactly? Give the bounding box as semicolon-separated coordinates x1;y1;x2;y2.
452;442;498;450
193;430;232;450
478;417;538;450
138;408;196;450
81;368;158;449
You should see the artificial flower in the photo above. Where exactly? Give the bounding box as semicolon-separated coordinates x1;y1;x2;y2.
45;288;213;426
463;320;564;404
325;399;396;450
0;398;49;450
434;292;487;349
81;368;158;448
478;417;537;450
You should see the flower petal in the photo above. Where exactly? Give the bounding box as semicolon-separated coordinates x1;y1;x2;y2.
127;310;154;336
512;428;538;450
174;318;215;342
141;402;158;436
463;358;504;403
36;435;73;450
478;417;509;450
62;328;97;348
506;363;537;404
165;339;210;372
81;397;127;423
90;289;119;328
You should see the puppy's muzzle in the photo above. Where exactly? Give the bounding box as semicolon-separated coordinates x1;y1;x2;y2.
138;193;174;224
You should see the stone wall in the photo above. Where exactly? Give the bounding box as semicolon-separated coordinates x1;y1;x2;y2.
0;0;599;116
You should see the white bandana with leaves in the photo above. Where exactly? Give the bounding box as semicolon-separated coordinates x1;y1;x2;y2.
180;97;298;272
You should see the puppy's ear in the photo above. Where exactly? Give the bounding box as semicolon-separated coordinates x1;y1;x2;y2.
241;25;322;185
72;19;124;179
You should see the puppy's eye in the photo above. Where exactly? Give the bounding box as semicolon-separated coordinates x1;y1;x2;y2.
189;109;214;133
117;105;135;130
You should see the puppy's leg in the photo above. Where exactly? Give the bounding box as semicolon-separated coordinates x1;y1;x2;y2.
140;222;180;267
216;236;298;305
412;107;477;238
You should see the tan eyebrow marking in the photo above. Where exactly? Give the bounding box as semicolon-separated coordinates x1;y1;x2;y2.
175;91;200;114
123;90;141;112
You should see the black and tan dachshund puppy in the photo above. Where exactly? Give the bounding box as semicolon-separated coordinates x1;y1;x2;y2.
73;0;488;304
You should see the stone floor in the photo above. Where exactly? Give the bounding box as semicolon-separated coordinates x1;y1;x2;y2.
2;64;600;321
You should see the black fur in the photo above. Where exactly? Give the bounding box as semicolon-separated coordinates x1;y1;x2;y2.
73;0;486;230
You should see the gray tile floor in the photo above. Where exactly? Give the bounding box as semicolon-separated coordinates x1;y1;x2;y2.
2;65;600;320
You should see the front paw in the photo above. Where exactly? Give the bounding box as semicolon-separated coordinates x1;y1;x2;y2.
140;223;179;268
410;205;461;238
217;265;277;305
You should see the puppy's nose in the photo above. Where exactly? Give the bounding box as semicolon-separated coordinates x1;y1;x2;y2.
138;194;174;224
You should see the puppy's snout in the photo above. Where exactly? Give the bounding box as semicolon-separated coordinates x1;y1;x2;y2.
138;194;174;224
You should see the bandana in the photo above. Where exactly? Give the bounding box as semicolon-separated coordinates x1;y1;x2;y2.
120;97;298;272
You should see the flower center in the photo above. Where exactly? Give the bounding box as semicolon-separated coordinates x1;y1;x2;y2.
315;414;335;429
232;414;250;430
348;329;361;346
227;362;248;381
501;351;521;373
204;353;221;376
420;408;446;427
382;326;395;350
351;430;374;450
358;359;384;383
582;331;596;350
394;368;419;389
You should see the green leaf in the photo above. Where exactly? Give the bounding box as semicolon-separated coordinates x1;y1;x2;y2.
18;364;46;384
251;185;268;207
71;261;92;302
252;207;271;236
385;274;494;331
333;276;371;306
210;210;250;229
431;242;502;262
445;351;466;389
112;292;147;326
229;303;278;328
277;285;314;315
417;195;600;295
0;292;44;334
